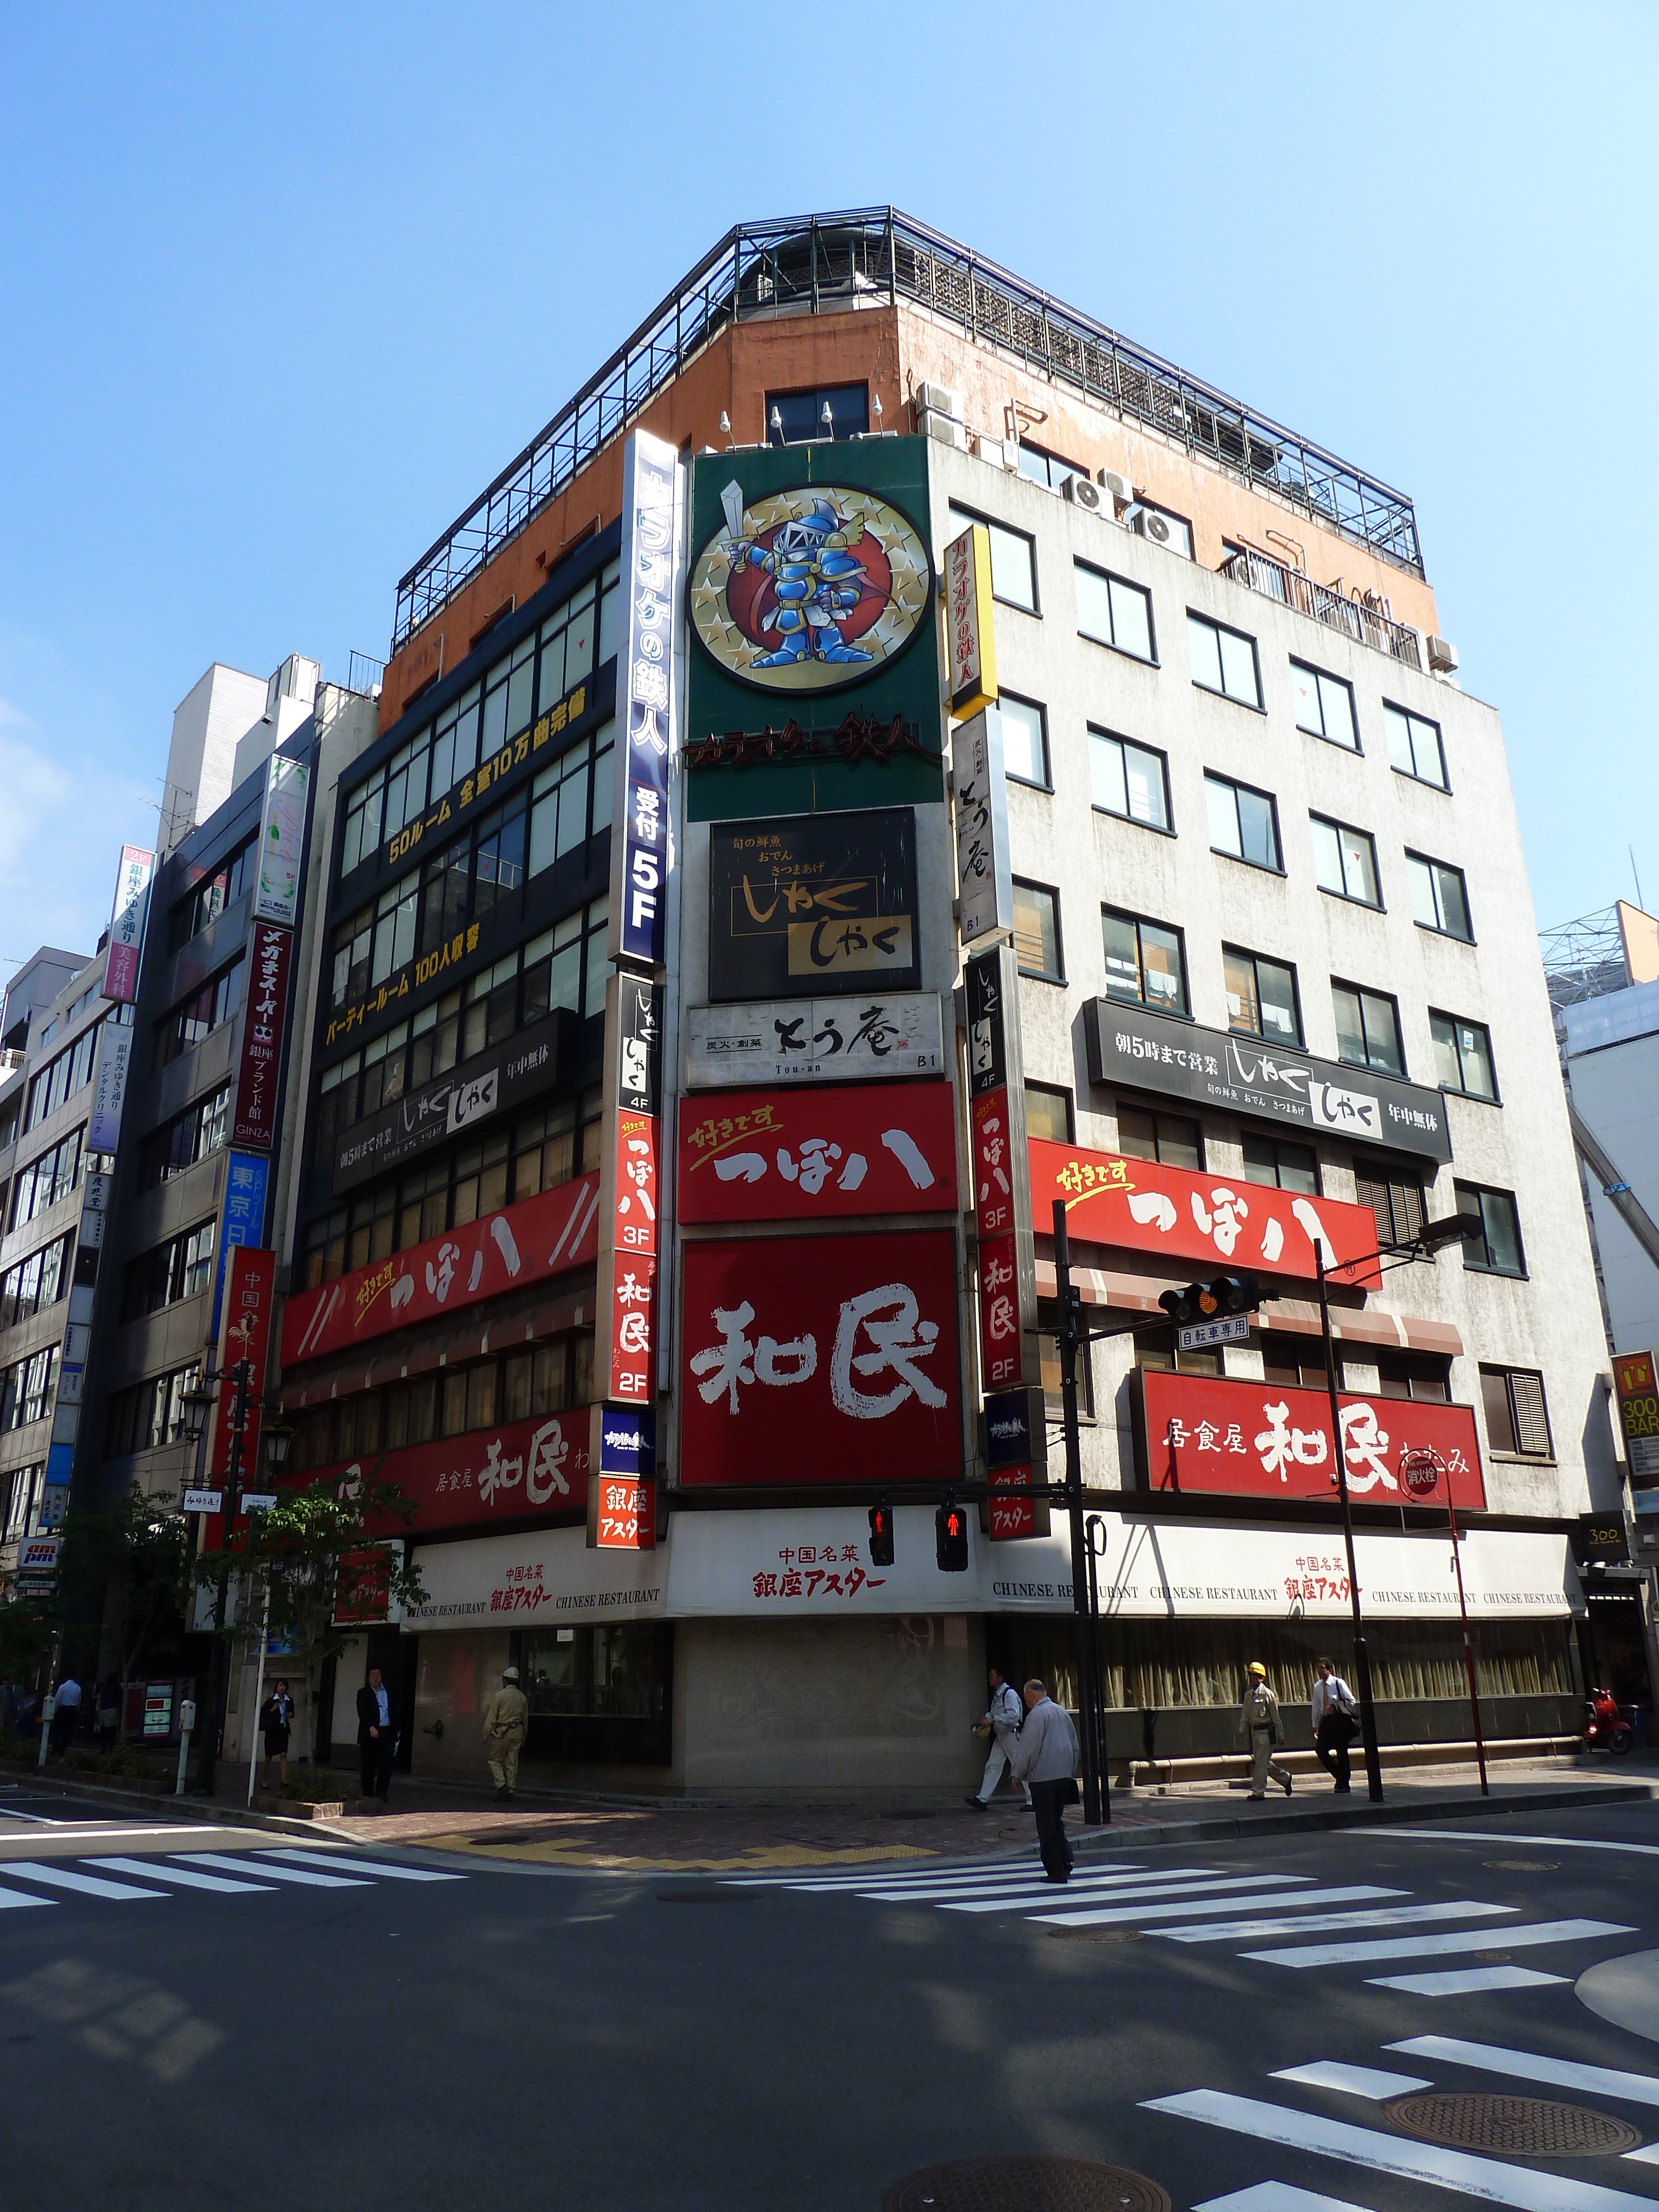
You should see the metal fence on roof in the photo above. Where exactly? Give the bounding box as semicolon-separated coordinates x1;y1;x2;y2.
392;207;1423;653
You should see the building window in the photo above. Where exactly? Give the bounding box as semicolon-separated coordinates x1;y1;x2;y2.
23;1018;108;1135
156;955;245;1068
121;1219;217;1322
287;1331;594;1470
1262;1342;1332;1391
1016;442;1087;494
1290;661;1359;750
1089;729;1170;832
1457;1182;1526;1276
0;1345;59;1434
1039;1298;1095;1414
528;718;613;877
952;506;1036;612
8;1129;82;1232
1206;774;1281;872
140;1084;232;1188
1241;1133;1319;1194
766;383;868;443
1024;1084;1073;1144
103;1361;204;1458
170;834;257;951
1188;613;1261;707
1370;1350;1452;1404
1102;909;1187;1015
1013;881;1062;981
1124;501;1193;557
1075;562;1155;662
1355;1163;1426;1249
2;1463;44;1543
998;695;1048;788
1406;852;1473;941
1431;1010;1498;1101
1135;1326;1222;1379
1332;982;1405;1077
1385;702;1448;790
1310;815;1381;907
0;1235;73;1329
1481;1366;1553;1458
1116;1105;1202;1171
1223;945;1300;1045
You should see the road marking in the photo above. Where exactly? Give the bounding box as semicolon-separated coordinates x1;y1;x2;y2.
1145;2086;1658;2209
258;1850;463;1882
881;1875;1317;1912
794;1864;1214;1896
1;1862;165;1900
97;1858;276;1896
1037;1886;1401;1932
1621;2145;1659;2167
1369;1967;1568;1995
1387;2035;1659;2110
180;1854;367;1889
1194;2187;1374;2211
1166;1901;1507;1944
728;1859;1152;1889
0;1885;53;1911
1271;2060;1433;2099
1389;1829;1659;1861
1244;1918;1636;1968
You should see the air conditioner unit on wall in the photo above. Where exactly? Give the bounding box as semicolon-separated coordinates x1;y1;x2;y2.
1100;469;1134;509
1064;474;1105;514
915;380;964;422
1428;635;1459;674
917;409;967;451
1133;507;1176;547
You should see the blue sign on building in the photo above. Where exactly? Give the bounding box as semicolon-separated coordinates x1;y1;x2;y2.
210;1150;270;1339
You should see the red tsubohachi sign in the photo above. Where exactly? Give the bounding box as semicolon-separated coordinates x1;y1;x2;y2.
1029;1138;1381;1289
680;1229;961;1487
293;1408;591;1534
279;1175;601;1367
677;1079;957;1224
232;922;294;1149
211;1246;276;1485
1136;1369;1485;1510
603;1108;657;1404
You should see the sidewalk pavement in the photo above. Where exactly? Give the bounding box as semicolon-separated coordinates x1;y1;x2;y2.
278;1757;1659;1873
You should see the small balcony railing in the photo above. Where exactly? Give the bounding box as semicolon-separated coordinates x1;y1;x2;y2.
1222;546;1423;672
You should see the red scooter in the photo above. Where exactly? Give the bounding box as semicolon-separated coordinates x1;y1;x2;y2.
1583;1692;1635;1756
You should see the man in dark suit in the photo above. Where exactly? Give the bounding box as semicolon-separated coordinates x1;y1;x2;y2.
356;1666;395;1802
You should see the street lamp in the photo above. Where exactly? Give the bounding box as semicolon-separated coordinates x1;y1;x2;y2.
1316;1210;1475;1804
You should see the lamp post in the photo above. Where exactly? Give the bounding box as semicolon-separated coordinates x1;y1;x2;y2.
1052;1200;1107;1825
1314;1209;1475;1806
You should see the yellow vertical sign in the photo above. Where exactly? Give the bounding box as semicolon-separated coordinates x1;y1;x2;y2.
943;524;998;718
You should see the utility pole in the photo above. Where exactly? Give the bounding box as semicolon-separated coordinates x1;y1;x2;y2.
1053;1200;1107;1824
189;1336;253;1798
1315;1248;1384;1802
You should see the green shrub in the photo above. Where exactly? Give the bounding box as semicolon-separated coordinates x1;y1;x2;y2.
281;1768;348;1803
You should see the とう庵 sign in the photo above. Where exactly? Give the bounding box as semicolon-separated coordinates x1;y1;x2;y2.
679;1229;961;1488
1132;1368;1486;1510
952;707;1014;949
685;993;943;1089
677;1079;957;1225
707;807;920;1001
1029;1135;1382;1290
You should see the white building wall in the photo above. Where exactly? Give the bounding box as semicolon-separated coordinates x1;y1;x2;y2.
927;441;1616;1521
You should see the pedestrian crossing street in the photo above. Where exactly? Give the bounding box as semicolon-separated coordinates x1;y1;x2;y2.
0;1848;464;1912
726;1853;1638;1989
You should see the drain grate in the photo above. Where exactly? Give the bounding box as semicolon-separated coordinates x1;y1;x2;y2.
1385;2094;1641;2158
1484;1859;1561;1872
882;2156;1170;2210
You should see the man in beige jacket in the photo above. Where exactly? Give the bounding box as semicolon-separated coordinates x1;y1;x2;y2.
1236;1660;1293;1800
482;1666;530;1801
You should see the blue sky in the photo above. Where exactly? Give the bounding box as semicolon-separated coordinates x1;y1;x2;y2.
1;4;1653;980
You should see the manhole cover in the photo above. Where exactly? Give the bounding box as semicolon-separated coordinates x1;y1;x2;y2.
1385;2094;1641;2157
654;1889;750;1904
1047;1927;1145;1944
883;2158;1170;2211
1484;1859;1561;1872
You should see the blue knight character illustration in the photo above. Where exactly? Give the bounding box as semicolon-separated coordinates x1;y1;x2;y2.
725;495;876;668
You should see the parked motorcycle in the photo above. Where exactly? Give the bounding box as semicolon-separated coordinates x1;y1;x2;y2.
1583;1693;1635;1756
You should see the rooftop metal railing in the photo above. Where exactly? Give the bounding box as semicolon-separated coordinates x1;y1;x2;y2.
391;208;1424;652
1220;545;1425;671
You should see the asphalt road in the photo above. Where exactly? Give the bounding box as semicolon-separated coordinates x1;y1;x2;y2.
8;1779;1659;2210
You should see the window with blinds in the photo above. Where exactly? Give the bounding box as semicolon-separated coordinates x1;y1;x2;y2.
1354;1165;1425;1249
1481;1366;1553;1458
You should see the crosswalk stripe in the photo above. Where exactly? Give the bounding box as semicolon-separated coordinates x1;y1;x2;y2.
1037;1886;1400;1932
729;1857;1152;1890
1369;1967;1568;1996
789;1865;1202;1896
1388;1829;1659;1861
1194;2185;1375;2211
860;1874;1314;1910
0;1884;53;1911
97;1857;276;1895
1621;2145;1659;2167
1145;2086;1658;2210
258;1849;464;1882
1271;2061;1433;2099
180;1853;367;1889
1166;1901;1509;1945
1387;2035;1659;2110
1244;1917;1636;1969
1;1862;165;1900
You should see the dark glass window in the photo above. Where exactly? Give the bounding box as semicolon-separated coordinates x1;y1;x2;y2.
1431;1011;1498;1100
1241;1134;1319;1194
766;383;868;443
1024;1084;1073;1144
1102;910;1187;1015
1116;1105;1202;1171
1458;1182;1525;1276
1013;881;1062;980
1332;983;1405;1076
1089;730;1170;831
1206;774;1281;871
1223;946;1300;1045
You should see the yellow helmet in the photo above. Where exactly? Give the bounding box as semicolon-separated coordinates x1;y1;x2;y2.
1248;1661;1267;1677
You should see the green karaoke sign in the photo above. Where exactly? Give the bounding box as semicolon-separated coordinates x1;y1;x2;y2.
684;438;942;820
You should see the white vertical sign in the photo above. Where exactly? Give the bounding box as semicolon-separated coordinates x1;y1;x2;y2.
608;429;684;972
88;1023;133;1153
102;846;155;1003
953;707;1014;947
253;755;310;926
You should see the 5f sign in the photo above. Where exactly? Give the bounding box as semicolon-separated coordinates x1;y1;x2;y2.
609;429;685;972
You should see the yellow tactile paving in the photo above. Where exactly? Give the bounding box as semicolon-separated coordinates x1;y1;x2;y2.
411;1834;937;1871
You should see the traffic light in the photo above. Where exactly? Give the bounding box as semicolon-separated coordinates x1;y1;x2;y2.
935;1497;969;1572
1159;1272;1260;1328
868;1500;895;1567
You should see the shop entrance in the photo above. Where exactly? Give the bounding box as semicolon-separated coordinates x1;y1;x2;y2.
515;1621;672;1766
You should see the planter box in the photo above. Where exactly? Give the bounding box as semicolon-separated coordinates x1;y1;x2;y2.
261;1797;346;1819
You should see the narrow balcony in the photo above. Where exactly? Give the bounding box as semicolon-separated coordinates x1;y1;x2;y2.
1222;545;1424;672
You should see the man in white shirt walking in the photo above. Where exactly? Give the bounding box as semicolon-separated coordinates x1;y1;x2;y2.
1310;1655;1358;1794
1009;1678;1081;1883
966;1666;1031;1812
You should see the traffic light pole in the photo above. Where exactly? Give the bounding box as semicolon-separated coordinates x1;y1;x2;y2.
1053;1201;1107;1825
1315;1248;1384;1803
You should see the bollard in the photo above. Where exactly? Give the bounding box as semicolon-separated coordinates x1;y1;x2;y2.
176;1700;197;1796
36;1694;54;1770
